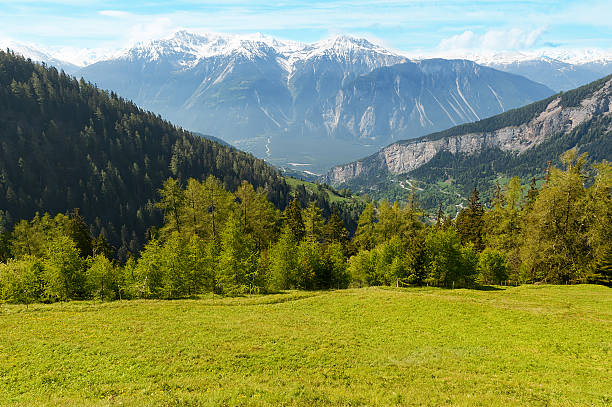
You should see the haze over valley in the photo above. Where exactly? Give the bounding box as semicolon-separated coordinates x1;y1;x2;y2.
4;31;612;173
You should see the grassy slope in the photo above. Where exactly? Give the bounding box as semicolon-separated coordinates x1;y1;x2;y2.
285;176;363;204
0;286;611;406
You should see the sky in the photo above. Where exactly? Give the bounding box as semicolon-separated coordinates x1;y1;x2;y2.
1;0;612;64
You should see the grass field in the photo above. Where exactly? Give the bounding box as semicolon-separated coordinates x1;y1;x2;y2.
1;285;611;406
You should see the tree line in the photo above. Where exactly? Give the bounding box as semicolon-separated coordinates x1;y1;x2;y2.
1;149;610;304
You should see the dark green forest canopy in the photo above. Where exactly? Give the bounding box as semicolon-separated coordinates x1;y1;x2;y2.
0;50;291;259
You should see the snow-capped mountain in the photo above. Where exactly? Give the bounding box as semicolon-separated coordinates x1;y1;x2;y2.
425;49;612;91
0;38;79;74
77;31;554;171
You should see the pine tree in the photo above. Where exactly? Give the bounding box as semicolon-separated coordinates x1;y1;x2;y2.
354;203;376;250
326;207;348;247
217;214;256;295
67;208;93;258
269;226;299;290
284;197;305;242
92;233;113;259
456;188;485;251
519;150;590;283
235;181;279;250
157;178;185;234
435;203;445;230
505;176;522;211
593;250;612;285
525;177;539;208
301;202;323;243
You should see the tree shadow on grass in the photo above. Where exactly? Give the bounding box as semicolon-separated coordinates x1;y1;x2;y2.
473;285;505;291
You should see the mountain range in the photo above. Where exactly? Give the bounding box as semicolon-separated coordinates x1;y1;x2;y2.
483;56;612;92
4;31;612;174
323;74;612;210
75;31;559;172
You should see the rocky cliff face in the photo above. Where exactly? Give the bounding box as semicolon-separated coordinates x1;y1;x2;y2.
323;77;612;185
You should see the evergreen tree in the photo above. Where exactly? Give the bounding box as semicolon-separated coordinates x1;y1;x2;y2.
325;242;349;289
525;176;539;208
375;201;404;243
354;203;376;251
186;234;216;294
303;202;325;243
456;188;485;251
269;226;299;290
159;233;191;298
235;181;279;250
157;179;185;234
217;214;256;295
67;209;93;258
296;240;321;290
520;150;590;283
505;177;522;211
326;207;348;247
592;249;612;286
92;233;113;259
435;203;446;230
284;198;305;242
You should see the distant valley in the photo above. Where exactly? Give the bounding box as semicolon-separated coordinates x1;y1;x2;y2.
74;32;554;172
4;32;612;175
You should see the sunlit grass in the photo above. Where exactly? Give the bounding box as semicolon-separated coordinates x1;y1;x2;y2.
1;285;610;406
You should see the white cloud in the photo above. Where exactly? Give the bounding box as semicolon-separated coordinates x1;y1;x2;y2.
438;27;546;53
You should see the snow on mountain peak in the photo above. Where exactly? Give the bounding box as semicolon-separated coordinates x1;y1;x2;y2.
309;35;397;56
118;30;298;67
110;30;406;73
412;47;612;67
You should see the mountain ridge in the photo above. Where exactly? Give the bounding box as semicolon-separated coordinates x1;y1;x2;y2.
77;31;554;171
322;75;612;200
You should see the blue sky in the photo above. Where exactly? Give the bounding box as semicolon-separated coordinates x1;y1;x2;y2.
1;0;611;55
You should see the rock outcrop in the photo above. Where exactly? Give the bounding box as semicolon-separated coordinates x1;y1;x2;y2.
324;77;612;185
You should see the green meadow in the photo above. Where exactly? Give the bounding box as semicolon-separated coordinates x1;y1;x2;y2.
1;285;611;406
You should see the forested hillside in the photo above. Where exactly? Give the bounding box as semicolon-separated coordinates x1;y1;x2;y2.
325;74;612;209
0;150;610;304
0;50;291;259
